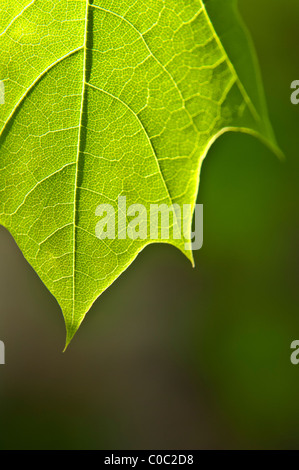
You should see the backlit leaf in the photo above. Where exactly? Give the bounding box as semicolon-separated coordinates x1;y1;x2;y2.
0;0;279;346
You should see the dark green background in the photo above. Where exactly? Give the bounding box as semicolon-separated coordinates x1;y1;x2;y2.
0;0;298;449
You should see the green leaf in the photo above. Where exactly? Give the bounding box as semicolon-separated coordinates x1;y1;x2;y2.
0;0;279;347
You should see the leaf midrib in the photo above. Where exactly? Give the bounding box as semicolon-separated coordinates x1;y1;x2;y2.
72;0;89;327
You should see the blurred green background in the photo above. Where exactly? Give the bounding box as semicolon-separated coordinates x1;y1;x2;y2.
0;0;298;449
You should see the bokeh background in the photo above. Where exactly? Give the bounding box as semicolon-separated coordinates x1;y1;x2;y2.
0;0;298;450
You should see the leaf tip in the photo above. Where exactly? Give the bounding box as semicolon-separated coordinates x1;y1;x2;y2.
63;317;84;352
63;331;76;352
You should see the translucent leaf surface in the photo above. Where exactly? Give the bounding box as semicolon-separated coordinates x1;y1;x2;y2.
0;0;279;346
